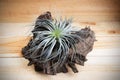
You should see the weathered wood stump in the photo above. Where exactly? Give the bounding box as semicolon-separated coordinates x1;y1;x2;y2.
22;11;96;75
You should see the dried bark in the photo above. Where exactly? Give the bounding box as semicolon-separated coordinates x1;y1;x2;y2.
22;11;96;75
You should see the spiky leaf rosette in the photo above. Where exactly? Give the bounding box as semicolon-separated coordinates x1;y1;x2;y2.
24;18;81;68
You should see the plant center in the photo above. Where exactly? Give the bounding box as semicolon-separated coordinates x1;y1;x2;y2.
51;29;61;39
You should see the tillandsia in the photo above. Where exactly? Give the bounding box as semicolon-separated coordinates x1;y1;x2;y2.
22;11;96;75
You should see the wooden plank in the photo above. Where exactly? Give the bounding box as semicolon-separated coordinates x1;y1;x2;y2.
0;22;120;37
0;57;120;80
0;0;120;22
0;71;120;80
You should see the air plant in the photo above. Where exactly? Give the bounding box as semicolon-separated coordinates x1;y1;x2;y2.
24;18;80;66
22;11;96;75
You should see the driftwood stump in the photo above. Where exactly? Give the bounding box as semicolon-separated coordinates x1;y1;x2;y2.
22;11;96;75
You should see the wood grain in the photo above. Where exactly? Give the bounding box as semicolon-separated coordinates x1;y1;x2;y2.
0;0;120;22
0;56;120;80
0;0;120;80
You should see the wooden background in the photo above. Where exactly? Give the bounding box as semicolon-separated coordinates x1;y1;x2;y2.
0;0;120;80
